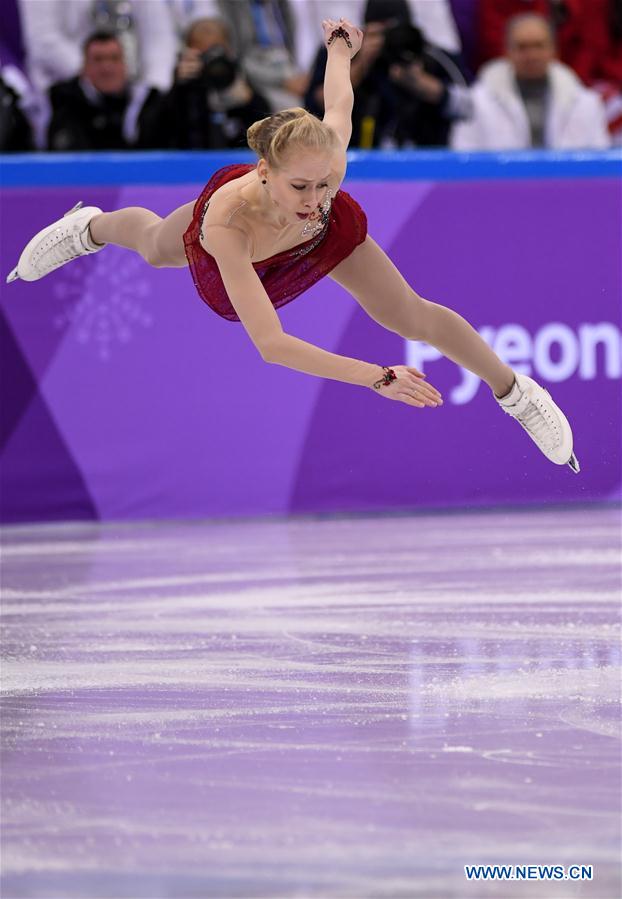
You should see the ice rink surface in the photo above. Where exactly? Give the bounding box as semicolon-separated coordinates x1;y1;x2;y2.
1;507;620;899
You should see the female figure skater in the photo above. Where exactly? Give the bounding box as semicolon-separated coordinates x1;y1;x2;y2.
7;17;579;472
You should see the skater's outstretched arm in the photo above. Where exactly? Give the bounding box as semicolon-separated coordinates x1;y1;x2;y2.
321;18;363;154
203;225;442;408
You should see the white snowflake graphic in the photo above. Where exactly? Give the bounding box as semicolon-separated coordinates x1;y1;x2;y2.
53;251;153;362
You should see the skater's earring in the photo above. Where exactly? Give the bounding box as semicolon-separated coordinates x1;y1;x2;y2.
261;179;267;185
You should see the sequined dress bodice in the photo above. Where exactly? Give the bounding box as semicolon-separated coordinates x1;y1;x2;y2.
183;163;367;322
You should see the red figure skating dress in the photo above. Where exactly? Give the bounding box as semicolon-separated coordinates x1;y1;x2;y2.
183;163;367;322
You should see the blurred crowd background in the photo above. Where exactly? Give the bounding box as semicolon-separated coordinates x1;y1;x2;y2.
1;0;619;154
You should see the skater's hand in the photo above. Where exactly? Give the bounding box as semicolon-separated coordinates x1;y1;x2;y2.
372;365;443;408
322;18;364;58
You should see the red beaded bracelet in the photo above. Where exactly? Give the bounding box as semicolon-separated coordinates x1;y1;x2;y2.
371;367;397;390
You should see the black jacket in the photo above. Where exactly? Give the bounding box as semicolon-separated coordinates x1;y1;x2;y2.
47;76;164;151
162;75;270;150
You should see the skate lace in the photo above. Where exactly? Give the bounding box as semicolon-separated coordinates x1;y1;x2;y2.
34;230;83;272
505;396;559;451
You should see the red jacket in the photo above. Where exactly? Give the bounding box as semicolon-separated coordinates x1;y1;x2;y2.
560;0;622;86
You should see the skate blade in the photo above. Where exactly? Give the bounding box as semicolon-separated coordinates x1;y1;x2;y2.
64;201;83;216
6;267;19;284
567;452;580;474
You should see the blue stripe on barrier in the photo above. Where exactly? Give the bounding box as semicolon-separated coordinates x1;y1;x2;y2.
1;149;620;187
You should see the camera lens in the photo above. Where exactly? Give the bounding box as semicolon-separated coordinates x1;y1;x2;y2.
199;47;237;90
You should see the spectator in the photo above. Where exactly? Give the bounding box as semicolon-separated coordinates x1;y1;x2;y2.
298;1;466;96
19;0;177;95
219;0;309;111
297;0;464;60
47;31;164;151
451;14;610;149
165;0;222;37
163;0;327;78
477;0;613;73
163;17;270;149
305;16;471;148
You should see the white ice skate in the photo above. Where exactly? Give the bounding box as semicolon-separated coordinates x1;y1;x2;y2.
6;201;105;284
496;373;580;473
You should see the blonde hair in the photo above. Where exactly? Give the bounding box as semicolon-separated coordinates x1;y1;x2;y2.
247;107;338;168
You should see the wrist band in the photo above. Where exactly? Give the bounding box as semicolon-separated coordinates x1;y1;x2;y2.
327;26;353;49
372;366;397;390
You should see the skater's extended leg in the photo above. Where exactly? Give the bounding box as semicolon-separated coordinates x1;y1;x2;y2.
329;236;514;397
6;200;195;284
89;201;195;268
330;236;578;470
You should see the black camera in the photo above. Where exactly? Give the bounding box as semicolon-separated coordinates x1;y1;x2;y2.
381;24;425;69
199;45;237;90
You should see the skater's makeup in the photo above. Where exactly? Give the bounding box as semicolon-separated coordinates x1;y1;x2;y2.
291;180;330;192
260;153;333;219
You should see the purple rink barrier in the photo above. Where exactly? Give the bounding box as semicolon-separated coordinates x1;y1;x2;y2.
1;151;620;522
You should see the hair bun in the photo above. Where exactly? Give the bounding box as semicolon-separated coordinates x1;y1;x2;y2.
246;107;337;168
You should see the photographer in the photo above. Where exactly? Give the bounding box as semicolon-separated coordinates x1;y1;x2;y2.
381;23;472;147
164;17;270;149
305;19;470;148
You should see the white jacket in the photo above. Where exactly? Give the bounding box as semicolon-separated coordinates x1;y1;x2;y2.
451;59;611;150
